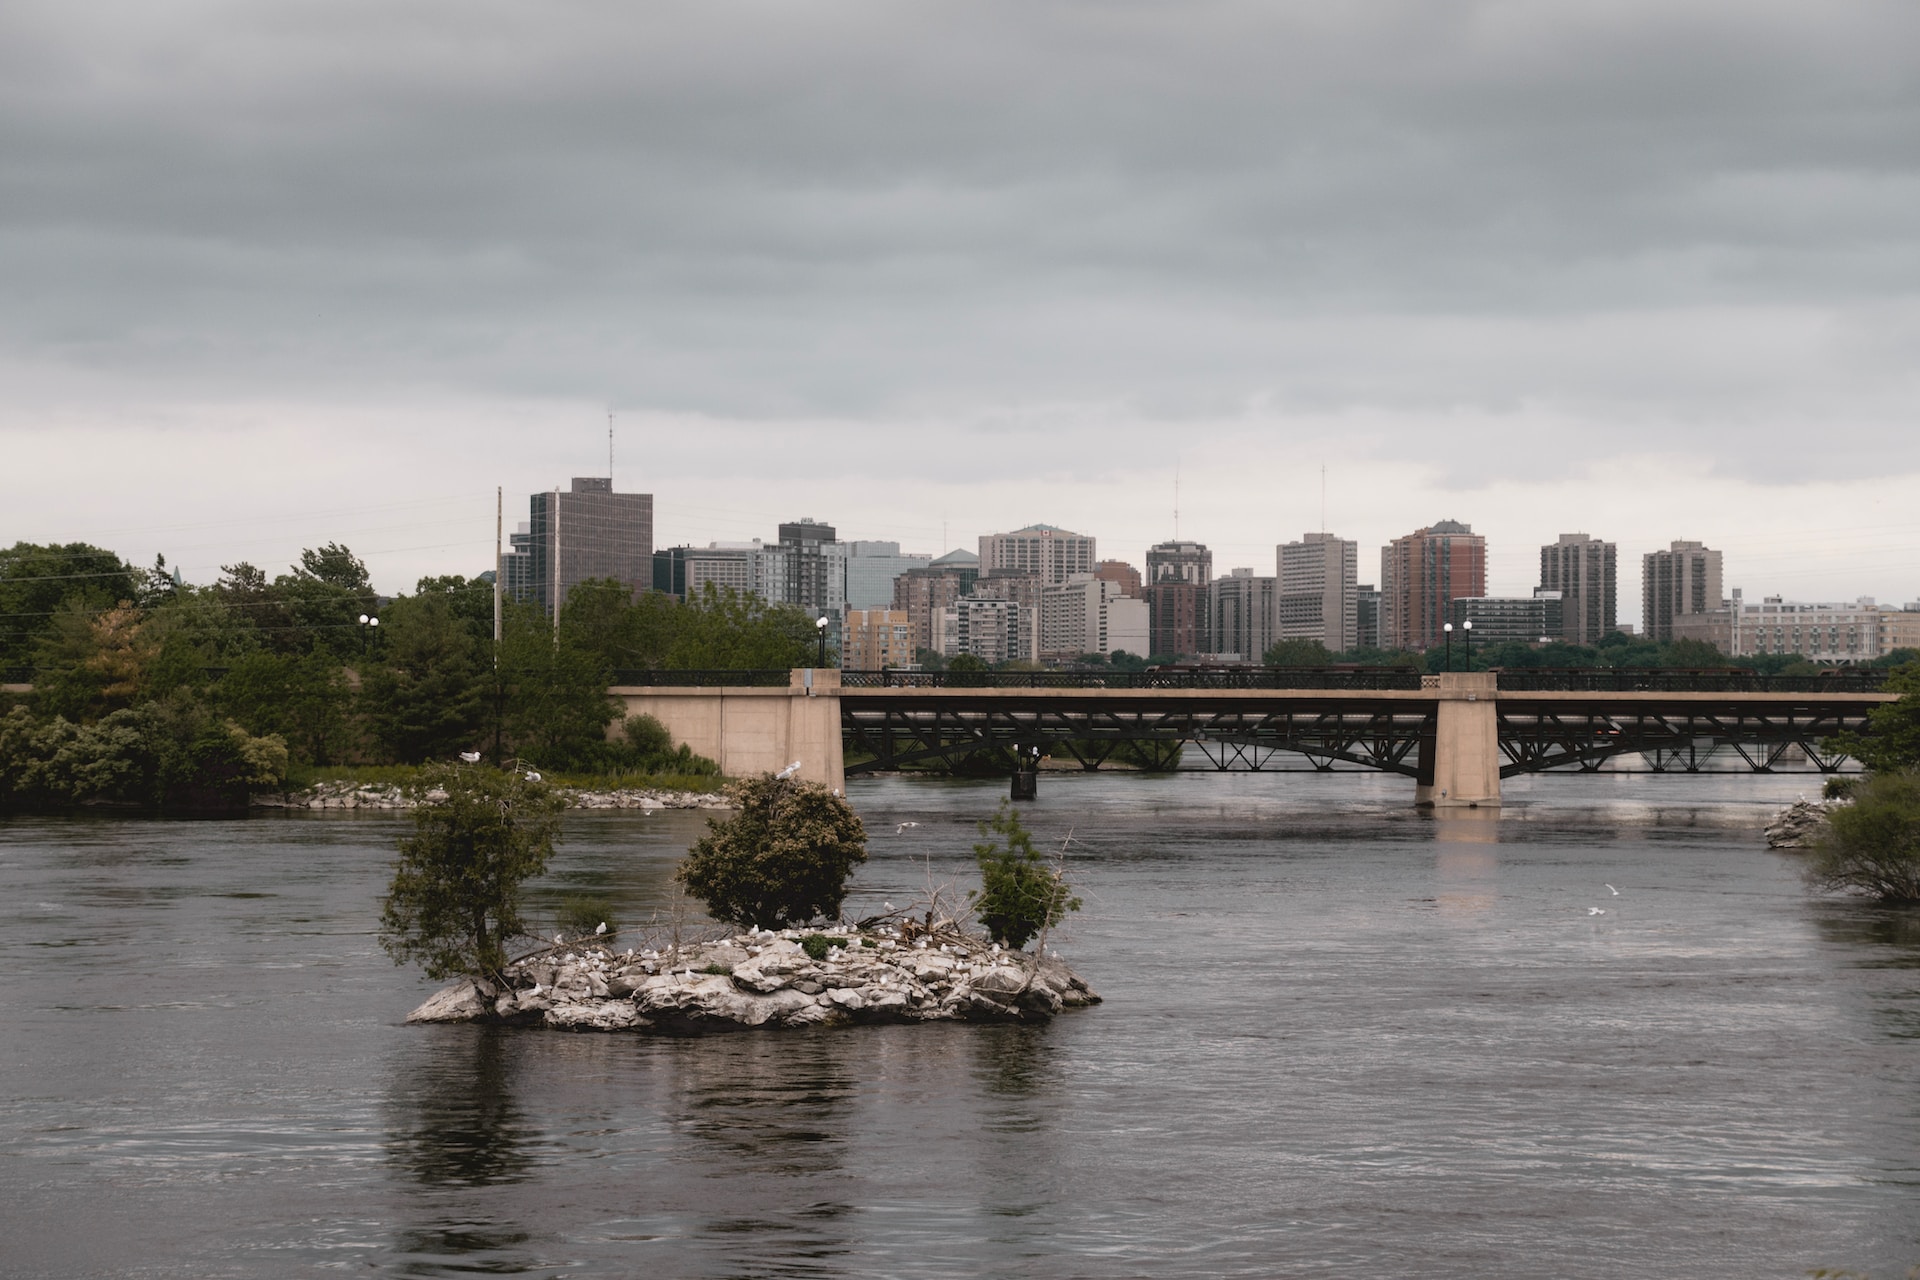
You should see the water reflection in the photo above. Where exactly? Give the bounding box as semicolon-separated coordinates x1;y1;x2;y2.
386;1026;540;1187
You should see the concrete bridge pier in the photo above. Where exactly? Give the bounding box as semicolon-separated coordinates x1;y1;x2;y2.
1415;672;1502;808
610;669;845;793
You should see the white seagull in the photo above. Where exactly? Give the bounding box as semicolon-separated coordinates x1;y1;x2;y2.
896;821;921;833
595;922;608;935
1605;884;1620;896
458;751;482;763
1589;907;1606;916
776;761;803;780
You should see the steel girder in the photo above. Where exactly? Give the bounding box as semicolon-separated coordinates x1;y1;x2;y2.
1493;702;1872;776
841;698;1433;777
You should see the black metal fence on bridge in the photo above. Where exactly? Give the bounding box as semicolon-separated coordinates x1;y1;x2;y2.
1491;668;1888;694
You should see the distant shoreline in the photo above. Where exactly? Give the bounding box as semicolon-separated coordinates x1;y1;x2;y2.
253;780;733;812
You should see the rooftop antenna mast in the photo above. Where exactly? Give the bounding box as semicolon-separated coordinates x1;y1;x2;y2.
1174;460;1181;539
1321;463;1327;533
608;411;614;486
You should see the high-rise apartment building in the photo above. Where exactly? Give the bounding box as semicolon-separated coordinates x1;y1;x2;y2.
1041;574;1150;661
1209;569;1279;662
1276;532;1358;652
841;609;916;670
845;541;932;610
523;478;654;615
979;525;1096;586
1539;533;1617;646
892;549;979;657
973;571;1043;661
1642;540;1723;643
771;519;847;620
1094;560;1142;597
1145;540;1213;658
939;598;1030;665
1380;520;1487;652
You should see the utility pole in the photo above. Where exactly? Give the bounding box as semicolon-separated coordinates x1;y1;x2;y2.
503;483;510;660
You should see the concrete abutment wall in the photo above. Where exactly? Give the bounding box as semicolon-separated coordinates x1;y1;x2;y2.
611;669;845;793
1414;672;1501;808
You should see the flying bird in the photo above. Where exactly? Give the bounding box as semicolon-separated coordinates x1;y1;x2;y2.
1606;884;1619;896
458;751;482;763
896;821;921;833
1589;907;1606;916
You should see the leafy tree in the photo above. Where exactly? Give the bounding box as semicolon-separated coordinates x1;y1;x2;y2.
675;772;869;930
495;604;620;769
379;765;564;979
947;652;990;686
0;697;287;813
1264;638;1332;667
281;544;377;658
0;542;139;670
362;592;485;763
1808;769;1920;904
216;650;355;765
1828;662;1920;773
969;801;1080;950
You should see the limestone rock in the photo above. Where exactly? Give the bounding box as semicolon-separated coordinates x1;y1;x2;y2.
406;978;493;1023
1766;799;1833;849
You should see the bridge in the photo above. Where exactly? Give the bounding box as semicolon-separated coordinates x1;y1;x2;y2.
609;668;1895;808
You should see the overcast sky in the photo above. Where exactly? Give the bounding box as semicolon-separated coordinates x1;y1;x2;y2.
3;0;1917;623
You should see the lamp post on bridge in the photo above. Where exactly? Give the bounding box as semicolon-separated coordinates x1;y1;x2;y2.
1442;621;1454;672
815;615;829;668
1462;618;1474;672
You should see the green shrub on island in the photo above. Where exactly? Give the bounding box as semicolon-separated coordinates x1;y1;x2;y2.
555;893;618;941
970;802;1081;950
674;772;869;930
379;765;564;980
1809;769;1920;904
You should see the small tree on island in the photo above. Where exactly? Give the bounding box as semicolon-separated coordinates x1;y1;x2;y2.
971;802;1081;950
379;765;564;980
675;772;868;929
1809;769;1920;904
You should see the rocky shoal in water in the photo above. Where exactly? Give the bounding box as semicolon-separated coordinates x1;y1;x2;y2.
254;780;730;811
407;925;1100;1032
1765;798;1834;849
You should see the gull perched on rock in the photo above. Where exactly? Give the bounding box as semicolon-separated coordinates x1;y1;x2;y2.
595;922;608;935
458;751;482;763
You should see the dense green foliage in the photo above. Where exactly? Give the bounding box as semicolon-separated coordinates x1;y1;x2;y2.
1827;662;1920;773
675;773;869;929
379;765;565;979
1809;769;1920;904
0;539;819;793
970;802;1081;949
0;698;287;812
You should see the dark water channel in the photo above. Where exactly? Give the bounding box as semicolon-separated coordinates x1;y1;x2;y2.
2;772;1917;1278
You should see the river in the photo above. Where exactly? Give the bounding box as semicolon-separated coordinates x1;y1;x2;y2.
2;771;1916;1277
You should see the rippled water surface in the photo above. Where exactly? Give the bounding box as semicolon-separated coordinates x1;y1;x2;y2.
3;771;1917;1278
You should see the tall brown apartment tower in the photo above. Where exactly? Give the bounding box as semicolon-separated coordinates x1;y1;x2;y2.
1642;540;1723;643
1380;520;1487;652
1145;540;1213;658
1539;533;1618;645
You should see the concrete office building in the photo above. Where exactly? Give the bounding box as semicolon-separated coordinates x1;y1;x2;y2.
502;523;536;604
1277;532;1358;652
1539;533;1617;646
1209;569;1279;663
653;542;763;599
1884;605;1920;656
1674;591;1891;664
1380;520;1486;652
979;525;1096;586
845;541;932;611
1042;574;1150;661
939;598;1030;665
524;478;654;615
1447;592;1565;645
841;609;916;670
1642;540;1723;644
1146;540;1212;586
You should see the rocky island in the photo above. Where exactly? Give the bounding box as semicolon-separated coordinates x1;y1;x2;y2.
408;923;1099;1032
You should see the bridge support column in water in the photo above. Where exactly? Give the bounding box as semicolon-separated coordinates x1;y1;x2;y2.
1415;671;1501;808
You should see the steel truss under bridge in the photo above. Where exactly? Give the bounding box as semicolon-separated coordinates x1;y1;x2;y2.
840;695;1435;777
1494;699;1871;776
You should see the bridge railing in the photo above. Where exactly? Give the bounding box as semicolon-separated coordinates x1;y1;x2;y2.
1492;668;1890;694
837;668;1428;690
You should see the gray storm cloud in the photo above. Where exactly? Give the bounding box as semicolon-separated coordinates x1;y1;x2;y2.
3;0;1919;481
